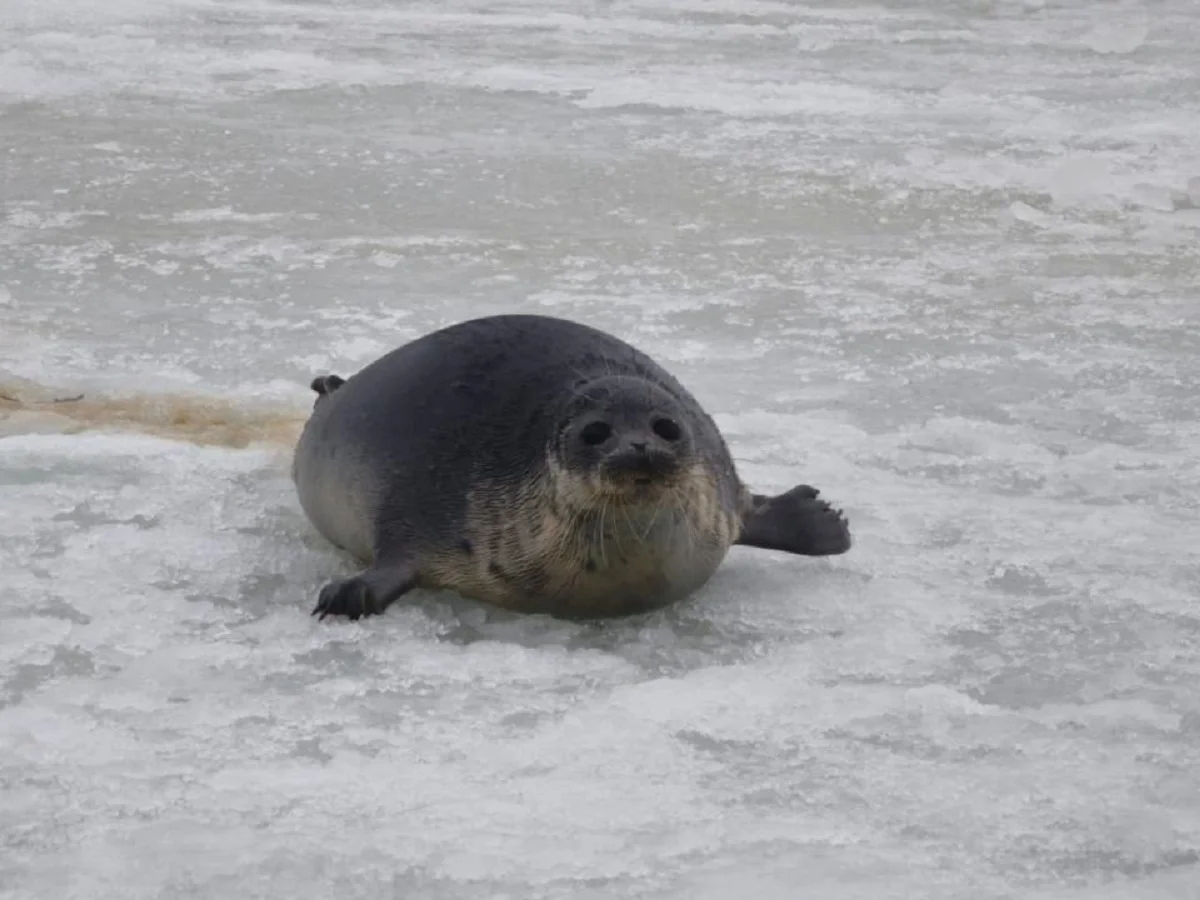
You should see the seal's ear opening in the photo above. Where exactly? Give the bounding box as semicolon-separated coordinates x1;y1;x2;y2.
310;374;346;397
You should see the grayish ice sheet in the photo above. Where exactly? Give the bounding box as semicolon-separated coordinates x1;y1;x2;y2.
2;0;1199;897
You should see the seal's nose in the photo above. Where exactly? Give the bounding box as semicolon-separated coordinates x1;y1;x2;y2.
618;431;652;455
604;431;680;482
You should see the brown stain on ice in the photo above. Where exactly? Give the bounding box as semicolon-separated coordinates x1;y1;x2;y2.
0;377;306;449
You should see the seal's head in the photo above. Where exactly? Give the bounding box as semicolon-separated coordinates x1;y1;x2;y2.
551;375;696;504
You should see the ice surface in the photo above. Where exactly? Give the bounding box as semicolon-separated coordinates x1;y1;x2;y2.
2;0;1200;897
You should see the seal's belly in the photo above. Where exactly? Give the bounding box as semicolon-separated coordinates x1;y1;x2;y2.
425;543;729;617
423;503;737;618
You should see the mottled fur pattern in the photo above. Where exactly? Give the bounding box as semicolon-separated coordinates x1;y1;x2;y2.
422;457;744;617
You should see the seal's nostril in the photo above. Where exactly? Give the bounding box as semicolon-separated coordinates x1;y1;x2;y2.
630;440;648;454
652;417;682;442
580;421;613;446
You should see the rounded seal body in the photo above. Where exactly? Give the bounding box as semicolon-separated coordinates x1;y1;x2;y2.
292;314;748;618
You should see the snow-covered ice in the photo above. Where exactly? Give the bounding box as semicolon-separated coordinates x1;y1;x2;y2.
2;0;1199;897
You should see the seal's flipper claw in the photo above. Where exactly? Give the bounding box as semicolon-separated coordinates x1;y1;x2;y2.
310;560;417;621
312;578;375;621
737;484;852;557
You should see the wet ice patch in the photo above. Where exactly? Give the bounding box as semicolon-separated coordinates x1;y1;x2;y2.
1079;3;1151;55
575;75;894;118
170;208;299;225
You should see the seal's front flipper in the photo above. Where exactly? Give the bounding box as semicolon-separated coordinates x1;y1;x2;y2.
736;485;852;557
311;559;417;621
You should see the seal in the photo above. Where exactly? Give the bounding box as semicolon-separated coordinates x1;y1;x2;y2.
292;314;851;621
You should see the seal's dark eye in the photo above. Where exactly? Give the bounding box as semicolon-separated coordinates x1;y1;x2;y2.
652;417;682;442
580;421;613;446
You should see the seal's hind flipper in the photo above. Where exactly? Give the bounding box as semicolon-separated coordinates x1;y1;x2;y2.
310;374;346;397
736;485;852;556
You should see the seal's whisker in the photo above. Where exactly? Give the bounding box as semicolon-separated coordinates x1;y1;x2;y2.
594;496;610;572
679;483;705;548
614;496;637;558
672;486;696;548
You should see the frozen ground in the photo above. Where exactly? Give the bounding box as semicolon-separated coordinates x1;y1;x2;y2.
2;0;1200;897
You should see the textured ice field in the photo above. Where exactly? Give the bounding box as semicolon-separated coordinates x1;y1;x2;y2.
3;0;1200;897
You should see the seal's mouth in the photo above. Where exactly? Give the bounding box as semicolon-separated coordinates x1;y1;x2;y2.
601;449;681;489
